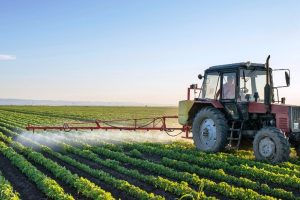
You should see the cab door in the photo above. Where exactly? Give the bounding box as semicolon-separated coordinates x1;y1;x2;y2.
220;72;240;120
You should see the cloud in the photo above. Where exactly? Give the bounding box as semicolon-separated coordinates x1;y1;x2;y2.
0;54;16;61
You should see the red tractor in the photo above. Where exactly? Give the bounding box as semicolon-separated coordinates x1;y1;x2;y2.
178;55;299;163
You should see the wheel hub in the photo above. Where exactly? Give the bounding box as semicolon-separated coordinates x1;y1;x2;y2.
199;118;217;150
259;137;275;158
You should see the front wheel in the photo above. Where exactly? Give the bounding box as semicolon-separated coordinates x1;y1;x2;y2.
192;107;228;152
253;127;290;163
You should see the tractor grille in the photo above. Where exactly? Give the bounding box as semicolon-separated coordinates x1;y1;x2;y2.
290;107;300;132
279;118;288;129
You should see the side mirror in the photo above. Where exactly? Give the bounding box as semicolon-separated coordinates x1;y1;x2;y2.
198;74;203;80
285;71;290;86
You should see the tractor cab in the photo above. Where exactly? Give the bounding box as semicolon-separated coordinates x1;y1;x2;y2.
202;63;268;103
197;61;291;121
201;62;290;104
199;63;274;121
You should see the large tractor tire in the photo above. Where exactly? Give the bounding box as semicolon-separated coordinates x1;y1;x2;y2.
253;127;290;163
192;107;229;152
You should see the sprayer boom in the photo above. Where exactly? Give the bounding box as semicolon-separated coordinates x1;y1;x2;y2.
26;116;191;138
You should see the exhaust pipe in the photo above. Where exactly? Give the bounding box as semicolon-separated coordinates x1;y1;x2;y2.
264;55;271;112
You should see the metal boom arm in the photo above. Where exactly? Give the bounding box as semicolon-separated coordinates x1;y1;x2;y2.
26;116;190;138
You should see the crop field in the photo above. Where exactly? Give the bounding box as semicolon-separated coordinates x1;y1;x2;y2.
0;106;300;200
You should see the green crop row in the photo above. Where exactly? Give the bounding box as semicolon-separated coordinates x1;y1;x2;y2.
125;143;300;191
0;106;178;122
11;126;214;200
0;125;169;200
85;145;275;200
107;143;297;200
41;147;165;200
0;129;114;200
60;143;212;199
144;142;300;178
1;117;214;200
0;116;115;154
0;140;74;200
0;170;20;200
161;157;297;200
24;129;271;200
0;109;70;126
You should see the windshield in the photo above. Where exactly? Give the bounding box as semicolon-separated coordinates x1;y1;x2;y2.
201;72;220;99
239;69;267;102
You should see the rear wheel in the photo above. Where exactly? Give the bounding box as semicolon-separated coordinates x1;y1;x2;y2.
253;127;290;163
192;107;228;152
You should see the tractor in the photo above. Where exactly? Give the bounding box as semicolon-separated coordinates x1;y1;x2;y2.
178;55;300;163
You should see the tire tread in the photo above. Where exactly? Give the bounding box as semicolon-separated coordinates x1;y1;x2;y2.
192;107;228;152
253;127;290;163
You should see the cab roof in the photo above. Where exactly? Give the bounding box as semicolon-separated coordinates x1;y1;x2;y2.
205;62;267;73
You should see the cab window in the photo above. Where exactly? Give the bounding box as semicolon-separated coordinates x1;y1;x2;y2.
202;72;220;99
222;73;236;99
239;69;266;102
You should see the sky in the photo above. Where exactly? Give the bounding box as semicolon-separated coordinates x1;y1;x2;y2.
0;1;300;105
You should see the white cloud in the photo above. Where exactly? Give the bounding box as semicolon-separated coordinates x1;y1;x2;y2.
0;54;16;61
